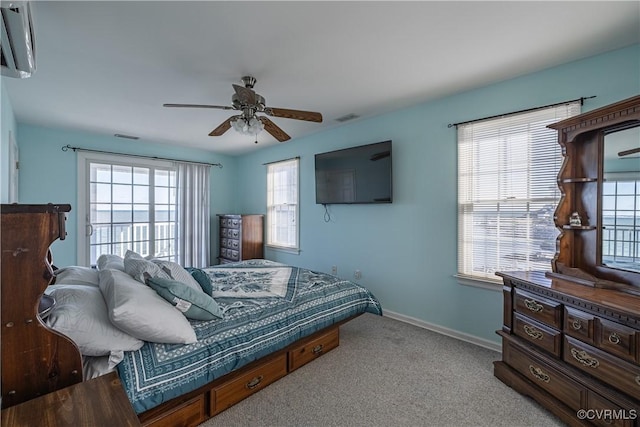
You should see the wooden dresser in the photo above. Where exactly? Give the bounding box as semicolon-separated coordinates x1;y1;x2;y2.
217;214;264;264
495;271;639;426
1;204;82;409
495;96;640;426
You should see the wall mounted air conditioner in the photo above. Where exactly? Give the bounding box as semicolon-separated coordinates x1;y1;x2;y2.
1;1;36;78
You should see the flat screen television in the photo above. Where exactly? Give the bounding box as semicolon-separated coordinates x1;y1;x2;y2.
315;140;392;204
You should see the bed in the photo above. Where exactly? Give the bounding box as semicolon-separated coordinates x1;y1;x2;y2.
45;253;382;426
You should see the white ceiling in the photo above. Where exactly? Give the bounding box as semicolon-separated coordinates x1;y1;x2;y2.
3;1;639;156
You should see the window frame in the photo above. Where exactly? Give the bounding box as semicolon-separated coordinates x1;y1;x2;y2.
456;102;581;286
266;157;300;253
76;151;177;266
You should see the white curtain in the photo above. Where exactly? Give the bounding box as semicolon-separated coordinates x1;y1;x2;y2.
176;162;211;267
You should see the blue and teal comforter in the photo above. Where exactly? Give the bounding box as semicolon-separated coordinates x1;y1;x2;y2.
116;260;382;414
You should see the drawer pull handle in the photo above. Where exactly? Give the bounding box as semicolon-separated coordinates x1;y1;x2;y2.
246;375;263;390
312;344;324;355
608;332;620;345
523;325;544;340
571;319;582;330
528;365;550;383
570;348;600;368
635;376;640;386
524;299;543;313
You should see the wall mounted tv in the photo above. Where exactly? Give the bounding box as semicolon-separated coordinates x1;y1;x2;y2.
315;140;392;204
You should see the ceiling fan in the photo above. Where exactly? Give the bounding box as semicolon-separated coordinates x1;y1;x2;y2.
163;76;323;142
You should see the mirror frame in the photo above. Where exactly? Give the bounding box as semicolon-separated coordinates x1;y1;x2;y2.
548;95;640;288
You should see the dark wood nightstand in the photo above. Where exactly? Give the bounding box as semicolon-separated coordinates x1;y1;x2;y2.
1;372;140;427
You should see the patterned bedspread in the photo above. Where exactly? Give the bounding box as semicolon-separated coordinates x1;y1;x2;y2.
116;260;382;414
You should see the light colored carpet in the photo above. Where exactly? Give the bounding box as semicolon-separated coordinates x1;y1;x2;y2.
200;313;564;427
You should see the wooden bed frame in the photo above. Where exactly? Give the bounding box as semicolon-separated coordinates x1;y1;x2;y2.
139;316;357;427
0;203;358;427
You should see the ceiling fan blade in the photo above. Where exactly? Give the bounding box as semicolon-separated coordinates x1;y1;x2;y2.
163;103;235;110
259;117;290;142
618;147;640;157
265;107;323;123
209;116;238;136
232;84;256;106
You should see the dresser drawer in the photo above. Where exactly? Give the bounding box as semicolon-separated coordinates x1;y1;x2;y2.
220;227;240;239
564;336;640;398
220;217;241;229
211;354;287;415
586;391;637;427
504;340;585;410
514;289;562;329
564;307;596;346
220;238;239;250
596;318;638;364
513;313;561;357
289;327;339;372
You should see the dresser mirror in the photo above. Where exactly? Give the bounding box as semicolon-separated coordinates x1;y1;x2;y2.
601;124;640;273
547;95;640;288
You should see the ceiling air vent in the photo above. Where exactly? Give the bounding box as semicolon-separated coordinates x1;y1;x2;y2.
1;1;36;78
335;113;360;123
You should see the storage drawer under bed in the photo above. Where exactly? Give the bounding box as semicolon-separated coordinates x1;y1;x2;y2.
288;327;339;371
210;353;288;416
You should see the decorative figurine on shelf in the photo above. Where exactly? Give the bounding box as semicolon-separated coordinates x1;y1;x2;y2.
569;212;582;226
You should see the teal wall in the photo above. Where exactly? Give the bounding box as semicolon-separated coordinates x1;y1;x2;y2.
233;44;640;345
16;124;238;267
1;80;18;203
7;44;640;346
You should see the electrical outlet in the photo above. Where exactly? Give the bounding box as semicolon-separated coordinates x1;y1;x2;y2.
354;270;362;280
331;265;338;275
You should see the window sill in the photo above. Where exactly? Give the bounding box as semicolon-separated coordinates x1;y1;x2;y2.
454;274;502;292
266;244;300;255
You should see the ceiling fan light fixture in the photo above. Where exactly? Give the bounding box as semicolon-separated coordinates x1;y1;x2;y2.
231;115;264;136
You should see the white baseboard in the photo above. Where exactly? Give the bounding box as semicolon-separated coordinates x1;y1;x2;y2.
383;310;501;353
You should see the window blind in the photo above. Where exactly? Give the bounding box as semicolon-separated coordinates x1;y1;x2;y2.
266;158;299;249
457;102;581;282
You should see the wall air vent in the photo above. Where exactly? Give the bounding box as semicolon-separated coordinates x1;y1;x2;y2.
1;1;36;78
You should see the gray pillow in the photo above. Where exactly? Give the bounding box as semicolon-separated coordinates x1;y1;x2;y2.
99;269;197;344
145;275;223;321
45;284;144;365
149;259;202;292
123;250;171;283
54;266;99;286
96;254;125;271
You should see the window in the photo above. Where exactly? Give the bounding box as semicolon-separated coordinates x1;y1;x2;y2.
266;158;299;251
78;153;178;265
602;177;640;270
457;102;581;283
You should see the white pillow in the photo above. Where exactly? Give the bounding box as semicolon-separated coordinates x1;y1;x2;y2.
149;259;202;292
45;284;144;362
98;269;197;344
54;266;99;286
97;254;125;271
123;250;171;283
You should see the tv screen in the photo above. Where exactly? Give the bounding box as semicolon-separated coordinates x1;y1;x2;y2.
315;140;392;204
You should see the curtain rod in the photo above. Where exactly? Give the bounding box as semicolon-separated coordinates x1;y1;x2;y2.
447;96;596;128
262;156;300;166
61;145;223;168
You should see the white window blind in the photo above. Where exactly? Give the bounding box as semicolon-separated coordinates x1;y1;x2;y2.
266;158;299;250
457;102;581;282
